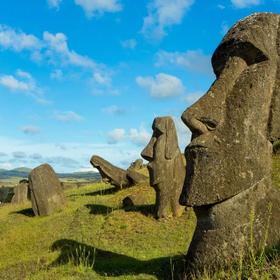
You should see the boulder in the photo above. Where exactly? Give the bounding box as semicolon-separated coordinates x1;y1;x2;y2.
28;164;66;216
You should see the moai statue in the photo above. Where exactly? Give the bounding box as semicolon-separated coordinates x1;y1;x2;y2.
141;117;185;218
90;155;147;189
11;179;30;204
180;12;280;274
29;163;66;216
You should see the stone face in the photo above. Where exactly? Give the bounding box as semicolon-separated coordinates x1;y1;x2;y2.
141;117;186;218
11;179;29;204
90;155;148;189
90;155;129;189
28;164;66;216
180;12;280;274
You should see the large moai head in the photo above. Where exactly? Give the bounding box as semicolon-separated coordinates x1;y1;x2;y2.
180;12;280;207
179;12;280;274
141;117;185;218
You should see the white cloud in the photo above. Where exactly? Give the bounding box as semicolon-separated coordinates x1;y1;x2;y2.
20;125;40;135
0;25;42;52
102;105;125;115
50;69;63;80
13;151;27;159
0;136;144;172
0;70;47;103
182;91;203;103
93;71;111;85
121;39;137;49
74;0;122;17
231;0;261;8
156;50;212;75
136;73;185;98
107;126;151;146
129;127;150;146
0;75;29;91
47;0;62;9
217;4;225;9
43;31;96;69
53;111;84;122
141;0;194;40
107;128;126;144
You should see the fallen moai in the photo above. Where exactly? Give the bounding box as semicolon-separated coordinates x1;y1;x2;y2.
180;12;280;274
90;155;148;189
11;179;30;204
29;163;66;216
141;117;186;218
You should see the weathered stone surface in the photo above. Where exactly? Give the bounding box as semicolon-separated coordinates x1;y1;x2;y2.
11;179;29;204
180;12;280;274
29;164;66;216
123;192;147;207
141;117;186;218
0;186;14;203
90;155;148;189
129;159;144;169
126;168;148;184
90;155;129;189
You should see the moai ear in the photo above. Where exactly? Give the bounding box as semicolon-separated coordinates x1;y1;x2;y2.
268;83;280;142
165;118;178;160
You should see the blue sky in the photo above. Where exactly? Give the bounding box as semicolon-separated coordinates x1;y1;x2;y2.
0;0;279;172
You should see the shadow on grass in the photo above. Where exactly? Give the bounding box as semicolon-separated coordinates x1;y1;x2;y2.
265;241;280;261
85;204;114;216
124;204;156;216
12;208;35;217
69;186;117;198
50;239;185;280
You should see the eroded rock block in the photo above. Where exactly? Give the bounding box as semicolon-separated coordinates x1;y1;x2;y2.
29;164;66;216
141;117;186;218
180;12;280;274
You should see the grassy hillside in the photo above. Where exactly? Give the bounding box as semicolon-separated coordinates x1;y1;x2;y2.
0;157;279;280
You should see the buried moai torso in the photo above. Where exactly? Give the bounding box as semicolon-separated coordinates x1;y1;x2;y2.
141;117;185;218
180;12;280;273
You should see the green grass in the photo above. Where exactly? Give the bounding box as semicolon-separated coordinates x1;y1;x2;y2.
0;156;280;280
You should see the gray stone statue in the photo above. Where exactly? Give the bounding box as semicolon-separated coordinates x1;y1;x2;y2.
180;12;280;273
90;155;147;189
141;117;185;218
11;179;29;204
29;164;66;216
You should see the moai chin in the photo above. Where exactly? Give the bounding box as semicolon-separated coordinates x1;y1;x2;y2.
141;116;185;218
180;12;280;274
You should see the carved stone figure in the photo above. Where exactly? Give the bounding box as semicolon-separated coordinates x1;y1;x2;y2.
29;164;66;216
141;117;185;218
90;155;148;189
180;12;280;273
11;179;29;204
